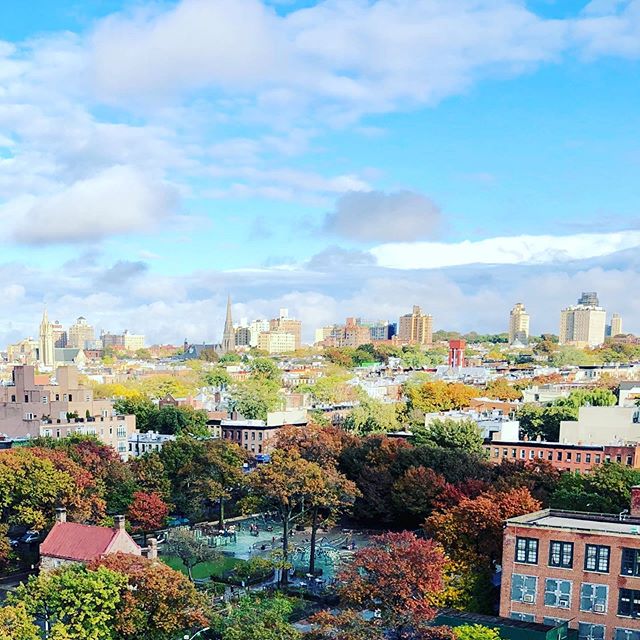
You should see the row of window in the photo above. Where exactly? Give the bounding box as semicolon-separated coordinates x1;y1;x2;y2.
12;393;92;403
516;537;615;573
495;447;633;466
512;574;640;619
509;617;640;640
222;430;264;441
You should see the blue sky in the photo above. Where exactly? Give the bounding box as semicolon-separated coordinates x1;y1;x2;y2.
1;0;639;344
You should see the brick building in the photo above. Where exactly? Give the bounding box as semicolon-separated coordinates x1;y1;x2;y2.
486;441;640;472
500;489;640;640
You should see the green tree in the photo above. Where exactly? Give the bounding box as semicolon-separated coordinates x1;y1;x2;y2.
202;366;232;388
412;418;484;454
114;396;157;432
342;398;400;435
229;379;282;421
0;523;11;569
249;357;281;382
210;594;301;640
9;565;125;640
0;603;40;640
165;528;220;581
453;625;501;640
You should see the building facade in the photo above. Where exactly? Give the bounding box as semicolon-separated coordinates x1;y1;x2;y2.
486;441;640;472
67;316;95;349
258;330;296;354
269;308;302;350
560;293;606;348
500;496;640;640
510;303;531;345
398;305;433;346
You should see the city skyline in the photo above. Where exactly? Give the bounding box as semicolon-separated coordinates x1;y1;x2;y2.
1;1;639;345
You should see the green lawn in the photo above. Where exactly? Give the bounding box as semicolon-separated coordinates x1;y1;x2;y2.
161;554;244;580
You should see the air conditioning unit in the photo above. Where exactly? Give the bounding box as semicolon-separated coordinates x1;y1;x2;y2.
559;598;570;608
594;604;605;613
523;594;535;603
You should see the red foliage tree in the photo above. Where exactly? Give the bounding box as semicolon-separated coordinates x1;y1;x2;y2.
127;491;169;533
337;531;446;639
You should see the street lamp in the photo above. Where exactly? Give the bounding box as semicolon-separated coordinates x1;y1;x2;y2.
184;628;210;640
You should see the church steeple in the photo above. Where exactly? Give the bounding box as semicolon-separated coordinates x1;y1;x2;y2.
39;307;54;368
221;295;235;354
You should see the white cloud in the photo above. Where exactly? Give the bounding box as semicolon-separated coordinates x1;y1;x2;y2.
371;231;640;269
1;166;179;245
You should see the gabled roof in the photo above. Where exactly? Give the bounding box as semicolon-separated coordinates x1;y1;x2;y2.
40;522;138;562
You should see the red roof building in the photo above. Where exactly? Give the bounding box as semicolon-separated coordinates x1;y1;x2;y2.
40;509;141;570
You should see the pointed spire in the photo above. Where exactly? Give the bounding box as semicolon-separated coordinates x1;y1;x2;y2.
221;294;235;355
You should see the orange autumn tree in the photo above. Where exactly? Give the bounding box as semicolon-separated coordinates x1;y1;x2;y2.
90;552;209;639
328;531;448;640
250;450;327;585
425;487;541;568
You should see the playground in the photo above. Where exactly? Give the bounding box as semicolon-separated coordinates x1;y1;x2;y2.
163;513;376;585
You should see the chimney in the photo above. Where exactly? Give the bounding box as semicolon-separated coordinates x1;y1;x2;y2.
55;507;67;523
145;538;158;560
114;515;126;530
631;486;640;517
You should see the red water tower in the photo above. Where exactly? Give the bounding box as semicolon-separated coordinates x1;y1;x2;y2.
448;339;466;368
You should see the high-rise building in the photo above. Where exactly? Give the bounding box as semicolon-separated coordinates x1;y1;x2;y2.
509;303;530;345
578;291;600;306
67;316;95;349
123;331;145;352
220;295;235;355
398;306;433;346
611;314;623;337
258;330;296;354
38;309;55;367
51;320;67;348
235;326;251;347
270;308;302;350
249;319;270;347
359;319;397;341
559;293;606;348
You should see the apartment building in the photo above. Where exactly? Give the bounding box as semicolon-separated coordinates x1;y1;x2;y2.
398;305;433;346
269;308;302;349
221;410;307;454
510;303;531;345
258;330;297;354
0;365;136;458
559;407;640;446
560;293;606;348
486;441;640;472
501;491;640;640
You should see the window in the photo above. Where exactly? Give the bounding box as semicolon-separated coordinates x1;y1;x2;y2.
516;537;539;564
116;426;127;438
511;612;535;621
577;453;582;462
529;450;535;460
42;396;48;404
258;432;263;441
580;583;608;613
617;455;623;463
566;452;572;461
628;456;633;466
544;579;572;609
618;589;640;618
549;541;573;568
503;448;508;457
544;617;567;627
251;432;255;440
538;450;544;458
595;454;601;463
10;394;15;402
578;623;605;640
511;574;537;603
24;394;29;403
557;451;563;461
68;394;73;402
586;454;591;463
117;442;126;453
615;629;640;640
494;448;499;458
520;449;525;459
622;549;640;577
548;451;553;461
585;545;610;573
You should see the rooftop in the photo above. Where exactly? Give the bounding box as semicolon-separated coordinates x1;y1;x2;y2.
508;508;640;536
40;522;136;561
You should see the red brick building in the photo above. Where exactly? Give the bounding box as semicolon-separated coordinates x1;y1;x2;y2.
486;441;640;472
500;490;640;640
